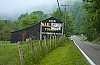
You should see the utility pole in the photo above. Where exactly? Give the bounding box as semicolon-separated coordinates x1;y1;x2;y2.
56;0;62;15
61;1;72;35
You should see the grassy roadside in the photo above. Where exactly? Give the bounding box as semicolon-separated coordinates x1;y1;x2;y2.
0;38;89;65
0;37;66;65
39;40;89;65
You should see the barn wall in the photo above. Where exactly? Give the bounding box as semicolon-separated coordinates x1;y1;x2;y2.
10;17;63;43
27;23;40;40
10;23;40;43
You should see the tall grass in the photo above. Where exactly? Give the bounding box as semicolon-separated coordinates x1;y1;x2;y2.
22;36;66;65
0;36;67;65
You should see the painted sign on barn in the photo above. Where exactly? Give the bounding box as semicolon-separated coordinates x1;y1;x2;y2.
11;17;63;43
40;17;63;39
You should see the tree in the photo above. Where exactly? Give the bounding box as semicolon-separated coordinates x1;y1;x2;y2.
52;8;74;36
0;20;16;41
17;11;48;29
0;11;48;41
82;0;100;40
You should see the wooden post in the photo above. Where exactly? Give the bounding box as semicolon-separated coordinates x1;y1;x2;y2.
55;35;57;48
62;23;64;36
44;35;48;53
49;35;52;49
40;22;42;40
44;36;46;46
28;38;34;55
17;42;24;65
38;39;42;57
52;35;55;48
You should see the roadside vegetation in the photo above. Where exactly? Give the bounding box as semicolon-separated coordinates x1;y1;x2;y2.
0;0;100;65
39;39;89;65
0;37;89;65
0;37;65;65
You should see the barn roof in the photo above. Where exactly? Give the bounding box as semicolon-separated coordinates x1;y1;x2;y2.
42;17;63;23
11;22;40;33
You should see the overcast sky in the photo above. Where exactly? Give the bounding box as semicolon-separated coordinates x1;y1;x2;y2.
0;0;81;20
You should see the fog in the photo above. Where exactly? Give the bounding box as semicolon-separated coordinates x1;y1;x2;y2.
0;0;82;20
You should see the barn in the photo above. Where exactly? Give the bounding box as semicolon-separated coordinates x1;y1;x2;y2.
10;17;64;43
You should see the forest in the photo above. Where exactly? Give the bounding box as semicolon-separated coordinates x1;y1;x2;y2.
0;0;100;65
0;0;100;42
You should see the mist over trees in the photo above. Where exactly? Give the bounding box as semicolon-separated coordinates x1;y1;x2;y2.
0;11;48;41
81;0;100;40
0;0;100;41
16;11;49;29
67;0;100;41
52;8;74;36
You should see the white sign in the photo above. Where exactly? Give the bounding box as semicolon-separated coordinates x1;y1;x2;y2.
51;23;62;30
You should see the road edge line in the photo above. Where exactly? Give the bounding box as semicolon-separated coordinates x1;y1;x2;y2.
72;39;96;65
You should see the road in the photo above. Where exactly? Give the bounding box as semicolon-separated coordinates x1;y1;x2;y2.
70;35;100;65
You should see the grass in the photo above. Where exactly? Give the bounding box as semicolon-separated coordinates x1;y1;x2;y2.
0;37;66;65
0;44;19;65
39;40;89;65
0;37;89;65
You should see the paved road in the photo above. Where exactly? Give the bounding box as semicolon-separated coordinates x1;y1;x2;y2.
71;35;100;65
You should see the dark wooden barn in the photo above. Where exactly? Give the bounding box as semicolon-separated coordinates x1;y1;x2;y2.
10;17;64;43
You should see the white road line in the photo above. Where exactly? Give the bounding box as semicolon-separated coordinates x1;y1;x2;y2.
72;39;96;65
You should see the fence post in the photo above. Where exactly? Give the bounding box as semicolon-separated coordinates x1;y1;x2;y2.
17;42;24;65
38;39;42;60
52;35;55;48
28;38;34;64
44;36;48;53
49;35;52;50
55;35;57;48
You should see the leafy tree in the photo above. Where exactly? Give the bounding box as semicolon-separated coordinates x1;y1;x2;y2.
52;8;74;36
0;11;48;41
0;20;16;41
82;0;100;40
17;11;48;29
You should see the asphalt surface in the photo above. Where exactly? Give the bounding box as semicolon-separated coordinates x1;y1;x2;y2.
71;35;100;65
